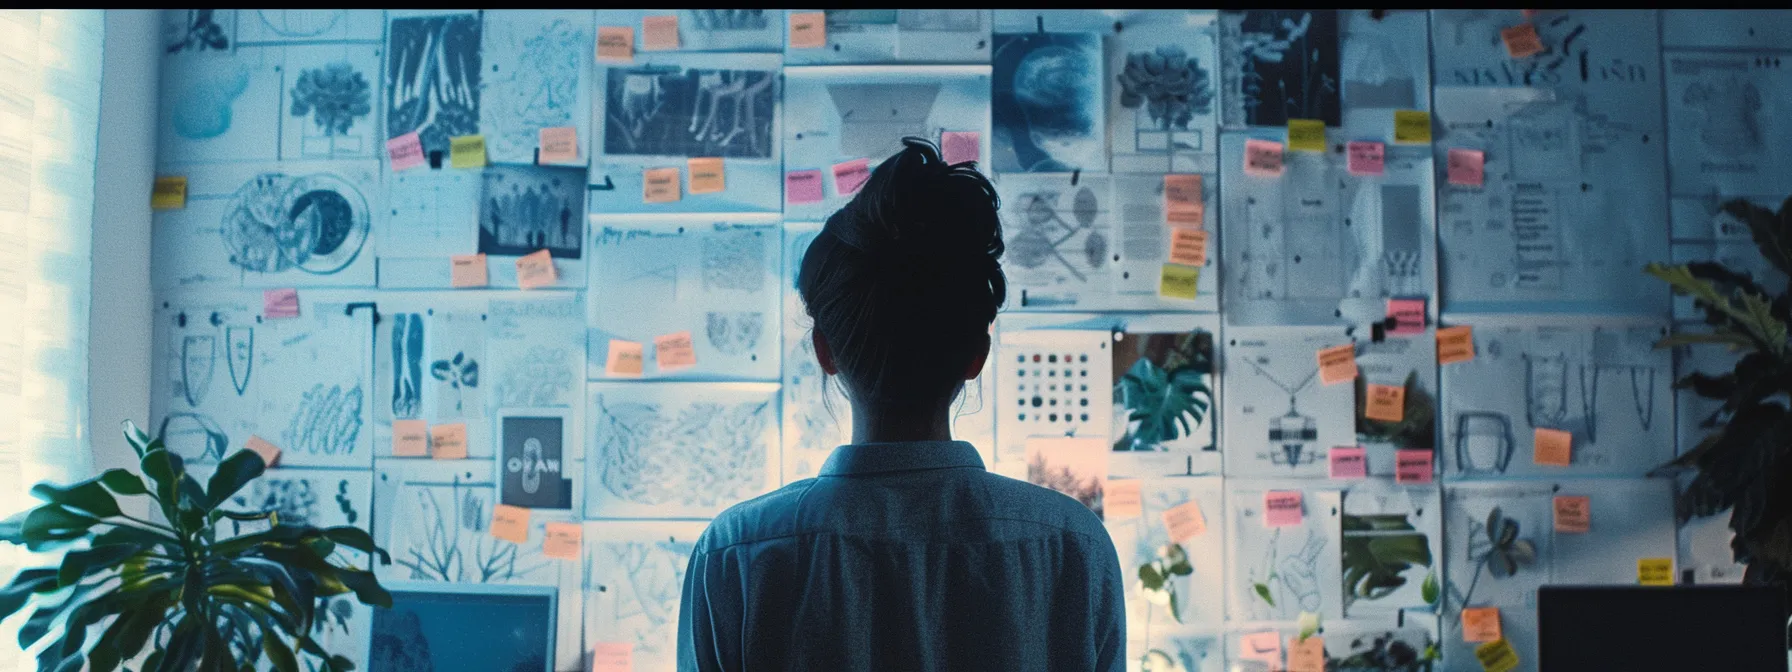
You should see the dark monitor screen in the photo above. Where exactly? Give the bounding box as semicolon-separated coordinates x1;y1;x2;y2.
1539;586;1786;671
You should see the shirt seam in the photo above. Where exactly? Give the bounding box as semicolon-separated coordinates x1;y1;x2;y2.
692;516;1112;557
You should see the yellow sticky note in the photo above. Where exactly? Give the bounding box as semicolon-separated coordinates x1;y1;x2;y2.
543;522;581;560
430;423;468;460
1393;110;1432;145
490;504;530;544
1475;638;1520;672
450;135;486;168
655;331;697;371
1163;174;1204;226
1317;343;1358;386
1158;264;1200;300
789;12;826;49
1437;325;1475;364
597;26;634;61
516;249;558;290
644;167;681;203
1103;480;1142;519
451;254;488;288
642;15;679;51
1167;228;1208;267
151;176;187;210
605;339;645;377
392;419;429;457
244;435;281;468
1554;495;1590;533
688;157;725;194
1161;500;1207;544
1288;635;1325;672
1533;427;1572;467
1288;118;1327;153
1364;383;1405;422
1638;557;1675;586
1461;607;1502;642
538;127;578;164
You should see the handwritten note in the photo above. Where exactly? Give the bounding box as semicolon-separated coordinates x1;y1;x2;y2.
597;26;634;61
592;642;633;672
1329;447;1367;479
1365;384;1406;422
833;158;871;196
1158;264;1200;300
1502;22;1545;59
450;135;486;168
642;15;679;51
1554;495;1590;533
430;423;468;460
451;254;488;288
687;157;725;194
1393;109;1433;144
789;12;826;49
392;420;429;457
1462;607;1503;642
1103;479;1142;519
1346;141;1385;176
386;131;425;172
1163;173;1204;226
655;331;697;372
151;176;187;210
544;522;581;560
1394;449;1434;484
1533;428;1573;467
1638;557;1675;586
1243;139;1285;177
1167;228;1208;267
1288;635;1326;672
1476;638;1520;672
1264;490;1303;528
1317;343;1358;385
643;167;681;203
538;126;578;164
244;436;281;468
1239;631;1283;663
1161;500;1207;544
1386;298;1425;335
1437;325;1475;364
1448;148;1485;187
490;504;530;544
516;249;557;289
1287;118;1327;153
604;339;645;377
786;169;824;204
263;289;300;319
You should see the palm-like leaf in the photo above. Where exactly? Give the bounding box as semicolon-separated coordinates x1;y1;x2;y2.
1116;359;1212;450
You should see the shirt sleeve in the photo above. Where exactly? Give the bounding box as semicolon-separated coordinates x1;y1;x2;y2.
1094;534;1127;672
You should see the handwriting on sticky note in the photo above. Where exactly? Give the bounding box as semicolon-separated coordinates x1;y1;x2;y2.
263;289;300;319
1167;228;1208;267
642;14;679;51
1386;298;1425;335
392;420;429;457
451;254;488;288
1393;109;1432;144
1103;479;1142;519
655;331;697;372
1329;447;1367;479
430;423;468;460
1347;141;1385;176
786;169;824;204
1244;139;1285;177
1287;118;1326;153
1533;427;1572;466
1395;449;1434;484
789;12;826;49
1163;174;1204;226
1476;638;1520;672
387;131;425;172
1264;491;1303;527
941;131;979;165
1437;325;1475;364
516;249;557;290
592;642;634;672
152;176;187;210
245;435;281;468
1638;557;1675;586
688;157;724;194
1502;22;1545;59
1158;264;1200;300
1554;495;1590;533
1317;343;1358;385
1161;500;1207;544
1448;148;1485;187
544;521;581;560
606;339;645;377
597;26;634;61
1288;635;1325;672
490;504;530;544
1462;607;1502;642
833;158;871;196
450;135;486;168
1239;631;1282;662
643;167;681;203
1365;384;1406;422
538;127;578;164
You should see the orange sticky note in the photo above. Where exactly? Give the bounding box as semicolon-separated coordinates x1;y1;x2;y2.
644;167;681;203
430;423;468;460
1103;480;1142;519
1288;635;1325;672
490;504;530;544
592;642;633;672
1161;500;1207;544
538;126;578;164
1243;139;1285;177
597;26;634;61
1167;228;1208;267
1554;495;1590;533
1461;607;1502;643
688;157;724;194
1317;343;1358;385
605;339;645;377
1437;325;1475;364
451;254;488;288
244;435;281;467
1502;23;1545;59
1394;449;1434;484
641;15;680;51
544;521;581;559
516;249;557;290
1364;383;1405;422
392;419;429;457
1533;427;1572;467
655;331;697;371
1164;174;1204;226
789;12;826;49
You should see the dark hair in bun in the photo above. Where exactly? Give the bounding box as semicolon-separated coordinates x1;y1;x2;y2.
797;136;1006;409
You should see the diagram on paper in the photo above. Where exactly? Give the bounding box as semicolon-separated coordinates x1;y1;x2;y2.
994;328;1114;465
585;382;780;519
583;522;705;672
1226;484;1343;623
152;161;379;289
1220;327;1357;479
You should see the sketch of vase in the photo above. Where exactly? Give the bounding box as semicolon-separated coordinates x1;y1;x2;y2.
1453;412;1514;475
226;327;253;395
180;334;216;407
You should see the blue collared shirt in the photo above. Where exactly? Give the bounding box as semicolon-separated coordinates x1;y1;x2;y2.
677;440;1125;671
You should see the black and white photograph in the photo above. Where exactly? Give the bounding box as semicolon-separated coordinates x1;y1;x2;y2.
499;411;572;509
478;165;587;259
1221;9;1341;127
602;65;778;159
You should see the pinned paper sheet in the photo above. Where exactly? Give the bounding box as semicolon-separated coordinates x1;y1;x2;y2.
592;643;634;672
688;157;725;194
1158;264;1200;300
644;167;681;203
941;131;979;165
1393;109;1432;144
1288;635;1325;672
789;12;826;49
1448;148;1485;187
451;254;488;288
642;15;679;51
1243;139;1285;177
1264;491;1303;527
1501;22;1545;59
151;176;187;210
1287;118;1326;153
833;158;871;196
1533;428;1572;466
430;423;468;460
544;521;581;560
1103;479;1142;519
1386;298;1425;335
516;249;557;290
1163;173;1204;226
1365;384;1406;422
1238;631;1282;663
392;420;429;457
1346;141;1384;176
597;26;634;61
1554;495;1590;533
386;131;425;172
490;504;530;544
655;331;697;371
1437;325;1475;364
1167;228;1208;267
1316;343;1357;385
450;135;487;168
786;169;824;204
245;436;281;467
1161;500;1207;544
1394;449;1433;484
1638;557;1675;586
538;127;578;164
1476;639;1520;672
1461;607;1502;642
1329;447;1367;479
605;339;645;377
263;289;300;319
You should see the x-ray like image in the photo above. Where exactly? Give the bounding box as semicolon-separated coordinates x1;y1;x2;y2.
991;31;1106;173
481;10;594;166
386;13;482;158
479;165;588;259
785;10;991;65
1219;10;1342;128
585;382;780;519
1226;483;1344;622
153;162;378;289
583;522;706;672
1221;326;1357;479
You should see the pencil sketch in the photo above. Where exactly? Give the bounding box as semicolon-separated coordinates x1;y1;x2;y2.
388;473;556;584
1108;478;1225;629
1664;49;1792;198
1108;11;1221;173
1226;485;1343;622
583;522;706;672
387;13;482;157
992;31;1105;173
1136;632;1224;672
598;10;783;52
998;175;1114;300
154;162;379;288
482;10;593;165
488;297;585;411
1219;10;1341;128
603;65;777;158
369;583;555;672
585;382;780;519
281;383;364;458
787;10;990;64
479;165;587;259
1221;327;1356;479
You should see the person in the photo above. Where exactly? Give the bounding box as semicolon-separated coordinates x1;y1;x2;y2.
676;137;1125;671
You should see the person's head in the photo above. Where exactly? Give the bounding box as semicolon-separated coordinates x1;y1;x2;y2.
797;137;1006;418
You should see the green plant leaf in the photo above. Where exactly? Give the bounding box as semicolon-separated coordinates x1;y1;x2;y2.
1421;569;1440;605
322;526;390;565
1138;563;1164;591
57;544;144;587
0;568;57;622
22;504;101;543
1167;588;1181;624
205;450;267;510
262;632;298;672
138;449;184;506
31;478;122;519
1117;359;1212;448
97;469;149;497
1253;582;1275;606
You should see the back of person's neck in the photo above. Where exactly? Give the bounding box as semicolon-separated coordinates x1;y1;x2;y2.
849;400;955;444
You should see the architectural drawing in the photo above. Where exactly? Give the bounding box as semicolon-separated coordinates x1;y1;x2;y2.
786;10;991;64
1226;483;1344;622
993;327;1115;466
1219;10;1342;128
1338;481;1441;621
367;582;557;672
585;382;780;519
586;218;781;381
991;31;1105;173
498;410;574;510
481;10;594;165
1439;317;1673;478
1221;327;1357;479
386;13;482;158
597;10;784;52
478;165;588;259
152;161;379;289
236;10;385;45
383;169;481;259
582;522;706;672
1107;477;1225;634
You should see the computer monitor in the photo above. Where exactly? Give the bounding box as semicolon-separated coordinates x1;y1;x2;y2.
368;581;557;672
1539;585;1786;671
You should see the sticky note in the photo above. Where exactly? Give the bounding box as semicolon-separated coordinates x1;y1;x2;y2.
1103;479;1142;519
1161;500;1207;544
1448;148;1485;187
516;249;557;290
263;289;300;319
1239;631;1282;663
1365;384;1406;422
1288;635;1325;672
544;522;581;560
605;339;645;377
644;167;681;203
1554;495;1590;533
1158;264;1200;300
1167;228;1208;267
451;254;488;288
244;436;281;468
1533;428;1572;467
833;158;871;196
688;157;725;194
490;504;529;544
1317;343;1358;385
1502;22;1545;59
1638;557;1675;586
1395;449;1434;484
1462;607;1502;642
151;176;187;209
592;643;633;672
786;169;824;204
1394;110;1432;144
941;131;979;165
1386;298;1425;335
386;131;425;172
1347;141;1385;176
538;127;578;164
1476;638;1520;672
1437;325;1475;364
642;15;679;51
1287;118;1326;153
1264;491;1303;527
789;12;826;49
1329;447;1367;479
450;135;486;168
655;331;697;371
1243;139;1285;177
597;26;634;61
430;423;468;460
1163;174;1204;226
392;420;429;457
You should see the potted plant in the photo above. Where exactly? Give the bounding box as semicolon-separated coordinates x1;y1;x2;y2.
0;421;392;671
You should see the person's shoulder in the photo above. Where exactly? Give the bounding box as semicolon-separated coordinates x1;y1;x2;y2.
693;478;821;554
974;469;1112;542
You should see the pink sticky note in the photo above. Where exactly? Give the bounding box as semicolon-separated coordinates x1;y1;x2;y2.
592;642;633;672
655;331;697;371
941;131;980;165
387;131;425;172
1329;446;1367;479
1395;449;1435;484
1243;139;1285;177
1264;491;1303;528
833;158;871;196
786;170;824;204
1240;631;1284;663
1448;148;1485;187
1387;298;1426;335
263;289;300;319
516;249;557;289
1347;141;1385;176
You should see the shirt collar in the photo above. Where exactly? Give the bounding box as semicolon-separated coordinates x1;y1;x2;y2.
819;440;986;477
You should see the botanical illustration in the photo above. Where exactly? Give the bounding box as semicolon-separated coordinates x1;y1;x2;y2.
1118;47;1214;132
291;62;374;138
387;13;482;155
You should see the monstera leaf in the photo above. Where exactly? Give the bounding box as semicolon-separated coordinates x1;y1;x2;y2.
1342;514;1433;601
1117;359;1212;450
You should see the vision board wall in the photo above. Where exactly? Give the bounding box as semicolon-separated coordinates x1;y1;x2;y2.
147;9;1792;672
